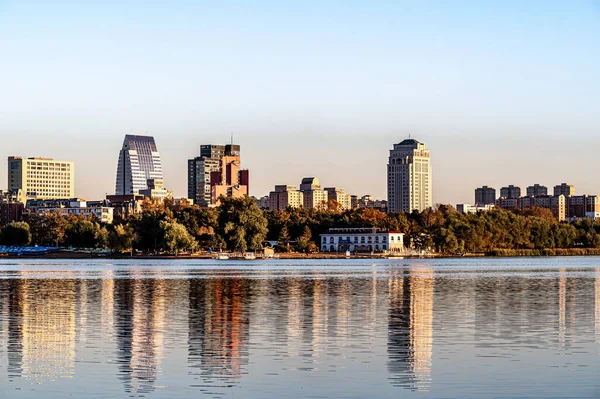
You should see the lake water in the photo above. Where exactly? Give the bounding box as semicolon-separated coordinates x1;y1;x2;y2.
0;257;599;399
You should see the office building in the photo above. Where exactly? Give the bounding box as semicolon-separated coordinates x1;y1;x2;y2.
474;186;496;205
526;184;548;197
115;135;163;195
554;183;575;197
387;138;432;213
500;185;521;199
188;144;249;207
8;156;75;199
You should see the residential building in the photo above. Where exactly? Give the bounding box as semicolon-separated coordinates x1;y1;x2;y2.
387;138;432;213
24;199;114;224
324;187;351;210
8;156;75;199
106;194;145;219
252;196;270;210
320;227;404;253
188;144;249;207
115;135;163;195
268;185;304;210
500;185;521;199
0;202;24;226
520;195;566;221
356;195;388;212
554;183;575;197
139;178;171;201
474;186;496;205
567;195;600;219
456;204;495;214
300;177;328;210
526;184;548;197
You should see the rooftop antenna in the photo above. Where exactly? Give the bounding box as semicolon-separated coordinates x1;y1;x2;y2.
409;132;411;139
231;132;234;145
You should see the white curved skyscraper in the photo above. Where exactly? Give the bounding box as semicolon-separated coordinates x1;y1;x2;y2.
115;135;163;195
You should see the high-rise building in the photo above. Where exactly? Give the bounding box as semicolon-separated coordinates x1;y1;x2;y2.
554;183;575;197
188;143;249;207
8;156;75;199
324;187;351;210
300;177;328;210
268;185;303;210
500;185;521;199
474;186;496;205
526;184;548;197
115;135;163;195
387;138;432;213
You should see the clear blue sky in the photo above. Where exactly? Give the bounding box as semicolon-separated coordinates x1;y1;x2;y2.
1;1;599;203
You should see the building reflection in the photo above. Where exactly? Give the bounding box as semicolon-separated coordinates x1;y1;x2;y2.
4;275;76;382
388;268;434;391
114;276;166;395
188;277;250;389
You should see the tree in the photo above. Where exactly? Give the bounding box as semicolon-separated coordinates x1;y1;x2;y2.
25;213;67;246
275;224;291;253
295;225;316;253
0;222;31;246
161;220;197;255
108;224;136;254
65;218;105;248
217;196;268;252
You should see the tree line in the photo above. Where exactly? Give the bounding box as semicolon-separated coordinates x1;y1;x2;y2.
1;197;600;255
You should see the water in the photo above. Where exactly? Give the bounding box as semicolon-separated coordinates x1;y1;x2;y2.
0;257;599;399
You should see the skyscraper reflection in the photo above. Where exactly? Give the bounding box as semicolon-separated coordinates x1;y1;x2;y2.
388;268;434;391
114;277;166;395
188;277;250;390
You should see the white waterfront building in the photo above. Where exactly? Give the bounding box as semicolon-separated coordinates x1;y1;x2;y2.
320;227;404;253
115;135;163;195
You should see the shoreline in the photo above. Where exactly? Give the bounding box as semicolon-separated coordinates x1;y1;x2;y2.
3;248;600;260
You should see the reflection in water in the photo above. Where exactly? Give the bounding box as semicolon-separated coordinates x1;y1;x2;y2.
388;268;434;391
188;277;250;394
114;277;166;395
1;262;600;398
7;274;76;382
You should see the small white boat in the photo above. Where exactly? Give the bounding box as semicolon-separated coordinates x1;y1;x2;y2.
345;250;351;258
215;253;229;260
244;253;256;260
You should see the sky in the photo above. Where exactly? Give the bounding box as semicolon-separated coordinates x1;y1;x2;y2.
1;1;599;204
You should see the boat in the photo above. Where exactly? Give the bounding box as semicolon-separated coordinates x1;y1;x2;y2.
345;250;351;258
244;253;257;260
215;253;229;260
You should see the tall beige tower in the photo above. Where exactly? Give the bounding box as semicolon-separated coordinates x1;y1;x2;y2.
387;138;432;213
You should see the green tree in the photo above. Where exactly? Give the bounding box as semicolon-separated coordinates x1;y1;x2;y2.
275;224;291;253
217;196;268;252
65;218;104;248
161;220;197;255
0;222;32;246
295;225;316;253
25;213;67;246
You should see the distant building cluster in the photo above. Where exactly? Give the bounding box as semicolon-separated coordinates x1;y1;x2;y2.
459;182;598;221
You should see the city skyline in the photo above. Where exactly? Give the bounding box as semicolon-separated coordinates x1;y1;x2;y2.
1;1;599;203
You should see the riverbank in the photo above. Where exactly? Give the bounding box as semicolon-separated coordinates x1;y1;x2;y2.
4;248;600;259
